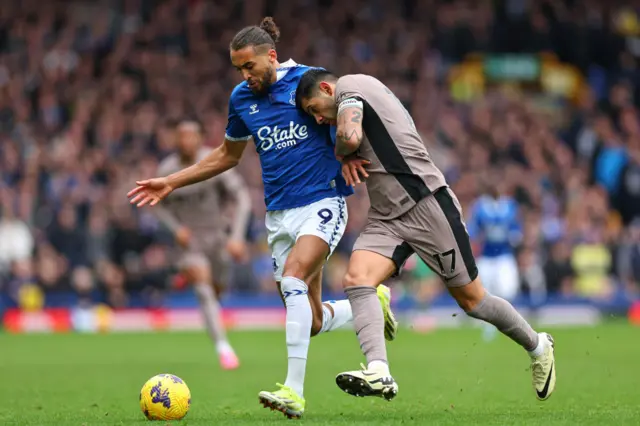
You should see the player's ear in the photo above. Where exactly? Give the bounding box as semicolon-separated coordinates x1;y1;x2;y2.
268;48;277;63
319;81;333;96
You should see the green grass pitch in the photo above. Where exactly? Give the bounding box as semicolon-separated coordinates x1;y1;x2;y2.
1;324;639;425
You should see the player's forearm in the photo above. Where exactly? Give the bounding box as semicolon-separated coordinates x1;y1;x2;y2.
167;141;244;190
335;104;364;157
230;189;251;241
335;121;363;156
167;152;235;190
335;130;361;157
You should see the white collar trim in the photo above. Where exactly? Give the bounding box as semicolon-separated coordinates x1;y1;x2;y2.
276;59;298;81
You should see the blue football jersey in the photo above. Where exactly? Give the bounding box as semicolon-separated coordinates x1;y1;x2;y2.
225;60;353;211
467;195;522;257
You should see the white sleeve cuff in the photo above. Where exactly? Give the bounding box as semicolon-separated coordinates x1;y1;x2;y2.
225;134;252;142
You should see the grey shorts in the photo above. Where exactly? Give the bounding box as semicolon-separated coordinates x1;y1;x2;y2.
177;235;230;286
353;187;478;287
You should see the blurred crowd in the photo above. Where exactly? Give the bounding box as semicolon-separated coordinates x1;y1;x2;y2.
1;0;640;310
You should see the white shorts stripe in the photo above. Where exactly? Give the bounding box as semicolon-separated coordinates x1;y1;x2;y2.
328;197;347;252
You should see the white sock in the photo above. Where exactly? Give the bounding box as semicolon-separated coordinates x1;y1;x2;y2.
281;276;312;397
368;360;390;374
528;333;545;357
319;300;353;333
216;340;234;355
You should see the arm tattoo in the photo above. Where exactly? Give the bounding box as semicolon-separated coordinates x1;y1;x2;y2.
335;107;364;157
335;129;362;156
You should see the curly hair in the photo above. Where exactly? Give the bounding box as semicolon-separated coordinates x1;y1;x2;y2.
230;17;280;51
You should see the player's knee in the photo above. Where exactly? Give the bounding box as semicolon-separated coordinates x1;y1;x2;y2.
283;258;314;282
185;264;210;283
342;268;373;289
458;298;478;313
450;277;486;312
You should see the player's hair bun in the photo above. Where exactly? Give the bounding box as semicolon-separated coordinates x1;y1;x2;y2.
259;17;280;43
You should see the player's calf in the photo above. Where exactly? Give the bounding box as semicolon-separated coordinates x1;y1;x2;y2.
186;264;238;370
281;241;327;338
279;276;312;397
305;272;333;336
343;252;398;342
449;278;556;400
276;236;332;398
338;250;399;400
450;278;538;351
278;275;325;337
310;312;323;336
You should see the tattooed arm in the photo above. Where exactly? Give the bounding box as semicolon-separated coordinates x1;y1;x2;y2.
335;98;364;157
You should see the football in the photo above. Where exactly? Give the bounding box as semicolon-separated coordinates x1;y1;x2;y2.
139;374;191;421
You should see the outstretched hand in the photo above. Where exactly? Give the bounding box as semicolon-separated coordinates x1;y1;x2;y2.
341;157;370;186
127;178;174;207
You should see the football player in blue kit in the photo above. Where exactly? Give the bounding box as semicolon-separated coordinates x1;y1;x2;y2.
467;175;523;342
127;17;397;419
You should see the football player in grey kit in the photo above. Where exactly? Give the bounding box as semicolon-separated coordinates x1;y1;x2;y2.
296;70;556;402
155;120;251;370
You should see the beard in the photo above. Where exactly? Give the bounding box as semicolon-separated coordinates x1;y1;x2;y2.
249;67;275;96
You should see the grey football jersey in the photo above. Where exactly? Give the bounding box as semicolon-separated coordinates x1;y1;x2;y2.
335;74;447;220
156;148;248;238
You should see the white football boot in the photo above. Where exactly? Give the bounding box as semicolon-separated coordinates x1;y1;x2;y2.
530;332;556;401
336;363;398;401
